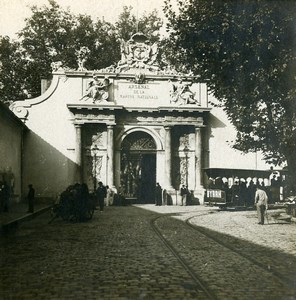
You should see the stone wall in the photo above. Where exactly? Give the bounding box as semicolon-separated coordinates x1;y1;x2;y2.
0;102;27;202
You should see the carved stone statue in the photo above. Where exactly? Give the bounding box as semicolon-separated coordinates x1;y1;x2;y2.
76;46;90;71
80;75;112;103
169;79;201;106
51;61;63;72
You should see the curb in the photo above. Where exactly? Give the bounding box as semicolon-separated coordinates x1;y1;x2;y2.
1;206;53;235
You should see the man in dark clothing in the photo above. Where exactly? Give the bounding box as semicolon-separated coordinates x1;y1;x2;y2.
96;182;107;211
2;181;10;212
180;185;188;206
155;183;162;206
27;184;35;213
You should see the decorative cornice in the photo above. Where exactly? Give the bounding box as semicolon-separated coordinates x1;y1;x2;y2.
67;104;211;114
67;104;124;111
158;106;211;113
62;70;204;85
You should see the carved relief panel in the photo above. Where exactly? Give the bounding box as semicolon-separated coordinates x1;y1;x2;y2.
82;124;107;190
171;126;195;189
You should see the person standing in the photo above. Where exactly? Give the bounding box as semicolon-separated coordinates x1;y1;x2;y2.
27;184;35;213
180;185;188;206
96;182;107;211
254;185;268;225
155;183;162;206
105;185;114;206
247;180;257;207
2;181;10;212
239;181;248;207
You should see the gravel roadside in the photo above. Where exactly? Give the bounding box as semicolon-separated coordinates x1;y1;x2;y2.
137;204;296;256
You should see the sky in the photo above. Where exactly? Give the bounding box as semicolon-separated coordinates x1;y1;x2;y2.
0;0;176;39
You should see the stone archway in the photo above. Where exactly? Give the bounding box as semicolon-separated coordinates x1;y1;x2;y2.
120;131;157;203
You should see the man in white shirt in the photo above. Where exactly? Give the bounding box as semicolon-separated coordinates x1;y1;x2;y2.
254;186;268;225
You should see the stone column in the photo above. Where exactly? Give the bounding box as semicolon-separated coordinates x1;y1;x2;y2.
195;127;203;189
107;125;114;188
164;126;173;189
75;124;82;182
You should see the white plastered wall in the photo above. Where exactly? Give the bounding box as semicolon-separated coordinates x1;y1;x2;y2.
20;74;82;198
207;92;271;170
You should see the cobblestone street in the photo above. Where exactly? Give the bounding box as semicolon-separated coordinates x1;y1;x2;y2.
0;205;295;299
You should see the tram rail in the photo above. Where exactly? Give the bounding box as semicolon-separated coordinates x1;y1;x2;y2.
185;215;295;287
150;214;217;300
150;210;295;299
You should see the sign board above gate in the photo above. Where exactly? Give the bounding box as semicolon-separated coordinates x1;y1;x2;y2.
115;81;169;106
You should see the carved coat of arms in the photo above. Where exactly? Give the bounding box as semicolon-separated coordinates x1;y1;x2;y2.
118;32;159;72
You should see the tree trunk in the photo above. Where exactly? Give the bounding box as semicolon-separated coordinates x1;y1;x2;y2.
286;155;296;194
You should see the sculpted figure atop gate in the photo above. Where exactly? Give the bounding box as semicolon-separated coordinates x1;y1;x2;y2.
80;75;112;103
169;78;201;106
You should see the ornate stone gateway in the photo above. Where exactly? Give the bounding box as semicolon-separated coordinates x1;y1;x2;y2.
10;32;211;203
120;131;157;203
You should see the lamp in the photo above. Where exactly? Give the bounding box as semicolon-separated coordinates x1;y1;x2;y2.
183;146;189;187
91;145;99;191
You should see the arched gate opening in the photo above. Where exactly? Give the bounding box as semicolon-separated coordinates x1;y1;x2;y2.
120;131;157;203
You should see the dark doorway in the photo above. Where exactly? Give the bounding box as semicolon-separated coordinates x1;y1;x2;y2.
120;131;157;203
139;154;156;203
120;152;156;203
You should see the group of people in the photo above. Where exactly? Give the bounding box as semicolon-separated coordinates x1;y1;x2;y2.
208;177;279;207
180;185;190;206
155;183;193;206
95;182;113;211
57;183;91;221
51;182;112;221
207;177;270;225
0;181;35;214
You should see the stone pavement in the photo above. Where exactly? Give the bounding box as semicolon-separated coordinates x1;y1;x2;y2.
142;205;296;256
0;204;295;299
0;201;52;230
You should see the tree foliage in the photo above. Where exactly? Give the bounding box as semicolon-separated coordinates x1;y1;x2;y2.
0;37;29;103
164;0;296;187
0;0;163;102
18;0;119;97
115;6;163;43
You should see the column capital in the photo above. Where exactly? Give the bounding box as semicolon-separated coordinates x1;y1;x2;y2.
195;126;206;132
195;125;206;129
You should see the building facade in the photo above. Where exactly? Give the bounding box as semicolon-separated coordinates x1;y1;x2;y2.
10;33;270;204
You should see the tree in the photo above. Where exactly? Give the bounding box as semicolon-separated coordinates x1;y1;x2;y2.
19;2;163;97
18;0;119;97
0;37;29;104
0;1;163;102
115;6;163;43
164;0;296;190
